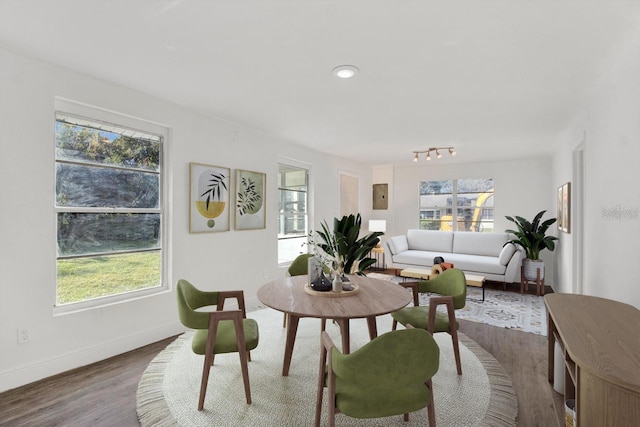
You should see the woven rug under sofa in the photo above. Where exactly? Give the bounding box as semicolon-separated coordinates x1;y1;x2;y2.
367;272;547;336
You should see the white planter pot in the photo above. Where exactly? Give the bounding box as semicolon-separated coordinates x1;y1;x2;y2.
523;259;545;281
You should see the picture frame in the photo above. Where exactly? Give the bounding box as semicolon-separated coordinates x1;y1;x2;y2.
557;182;571;233
190;162;230;233
235;169;266;230
557;186;564;231
562;182;571;234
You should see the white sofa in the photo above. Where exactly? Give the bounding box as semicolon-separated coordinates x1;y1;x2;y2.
385;229;523;284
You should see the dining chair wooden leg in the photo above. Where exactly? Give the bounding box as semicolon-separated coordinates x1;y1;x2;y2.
391;319;398;331
443;302;462;375
426;378;436;426
315;336;328;427
198;317;220;411
450;327;462;375
232;315;251;404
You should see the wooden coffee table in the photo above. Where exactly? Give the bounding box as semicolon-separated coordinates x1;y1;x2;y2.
399;267;431;280
400;267;486;301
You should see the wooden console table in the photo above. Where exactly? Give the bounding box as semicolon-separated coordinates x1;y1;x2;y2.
545;294;640;426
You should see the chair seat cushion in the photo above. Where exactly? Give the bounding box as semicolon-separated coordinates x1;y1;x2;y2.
336;381;431;418
192;318;259;354
391;306;459;332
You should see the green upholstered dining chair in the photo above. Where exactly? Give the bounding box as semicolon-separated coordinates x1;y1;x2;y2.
391;267;467;375
176;279;259;411
315;326;440;427
287;253;314;276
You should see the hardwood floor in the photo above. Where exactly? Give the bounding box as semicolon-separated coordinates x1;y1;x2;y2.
0;337;176;427
459;320;562;427
0;302;563;426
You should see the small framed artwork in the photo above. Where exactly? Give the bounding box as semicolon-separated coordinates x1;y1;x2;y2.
235;169;266;230
190;163;230;233
562;182;571;233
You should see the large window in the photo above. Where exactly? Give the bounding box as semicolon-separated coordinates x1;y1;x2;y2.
419;178;494;232
278;163;309;264
54;107;165;308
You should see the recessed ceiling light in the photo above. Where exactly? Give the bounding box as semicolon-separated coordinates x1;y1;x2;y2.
332;65;359;79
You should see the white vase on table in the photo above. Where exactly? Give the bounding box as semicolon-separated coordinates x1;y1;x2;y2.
332;275;342;293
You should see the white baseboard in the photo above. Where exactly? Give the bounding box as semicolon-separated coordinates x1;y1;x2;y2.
0;321;184;393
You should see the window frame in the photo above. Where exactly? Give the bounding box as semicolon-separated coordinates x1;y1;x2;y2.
53;98;169;314
277;159;311;266
419;178;494;232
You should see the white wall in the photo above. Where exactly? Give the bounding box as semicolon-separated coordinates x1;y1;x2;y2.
553;25;640;309
389;157;557;282
0;47;372;392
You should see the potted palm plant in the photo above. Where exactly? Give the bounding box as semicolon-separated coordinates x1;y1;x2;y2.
505;210;558;281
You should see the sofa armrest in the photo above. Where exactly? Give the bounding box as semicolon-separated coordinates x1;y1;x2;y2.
386;235;409;255
503;246;525;283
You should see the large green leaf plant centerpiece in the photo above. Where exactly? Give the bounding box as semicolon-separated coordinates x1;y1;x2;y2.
309;214;383;277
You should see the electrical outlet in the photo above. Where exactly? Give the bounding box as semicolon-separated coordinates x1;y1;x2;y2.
263;270;269;279
17;328;30;344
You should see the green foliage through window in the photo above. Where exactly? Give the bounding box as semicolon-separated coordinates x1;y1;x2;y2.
55;112;164;306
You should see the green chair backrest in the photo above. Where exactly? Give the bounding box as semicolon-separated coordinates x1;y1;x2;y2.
331;328;439;418
176;279;220;330
287;253;313;276
418;267;467;309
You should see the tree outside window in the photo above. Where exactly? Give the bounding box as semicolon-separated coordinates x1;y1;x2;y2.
55;112;164;306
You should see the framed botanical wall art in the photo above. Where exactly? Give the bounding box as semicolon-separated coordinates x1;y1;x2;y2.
235;169;266;230
190;163;230;233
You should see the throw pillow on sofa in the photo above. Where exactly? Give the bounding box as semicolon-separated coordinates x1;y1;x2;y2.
498;243;517;265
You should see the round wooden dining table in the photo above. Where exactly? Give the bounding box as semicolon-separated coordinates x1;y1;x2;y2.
257;274;412;376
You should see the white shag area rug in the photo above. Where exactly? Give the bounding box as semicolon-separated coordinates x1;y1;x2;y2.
137;308;517;426
367;273;548;335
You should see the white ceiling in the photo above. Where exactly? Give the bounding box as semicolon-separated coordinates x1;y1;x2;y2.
1;0;638;166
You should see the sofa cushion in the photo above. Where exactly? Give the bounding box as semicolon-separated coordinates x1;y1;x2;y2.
498;243;517;266
387;235;409;255
452;232;508;257
392;250;442;267
444;253;507;275
406;229;453;253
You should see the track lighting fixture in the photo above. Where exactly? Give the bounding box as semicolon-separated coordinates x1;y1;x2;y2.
412;147;456;162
